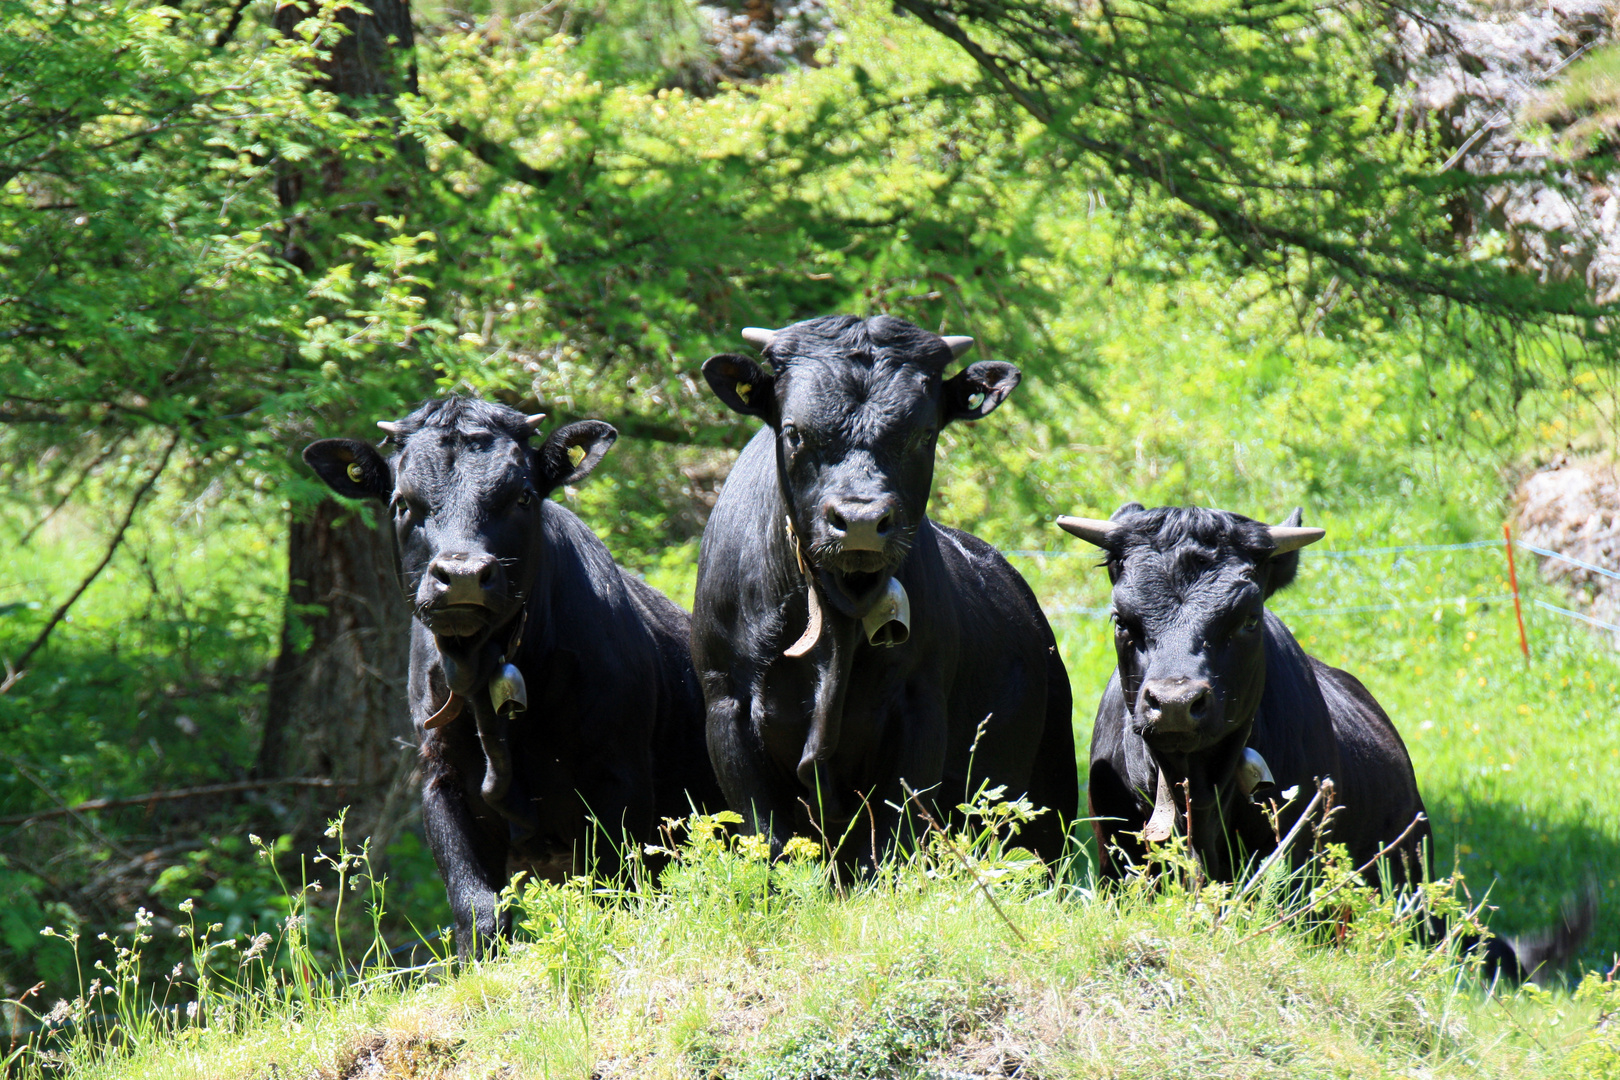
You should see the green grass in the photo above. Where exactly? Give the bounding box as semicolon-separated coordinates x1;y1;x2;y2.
1020;520;1620;968
4;211;1619;1068
24;811;1620;1080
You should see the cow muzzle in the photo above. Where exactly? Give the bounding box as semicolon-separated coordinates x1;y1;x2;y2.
422;551;506;636
822;496;899;553
1135;677;1216;744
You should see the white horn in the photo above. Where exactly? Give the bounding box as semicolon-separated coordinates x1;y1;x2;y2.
1056;515;1121;547
1268;526;1325;554
376;421;404;436
741;327;777;350
942;335;974;359
522;412;546;432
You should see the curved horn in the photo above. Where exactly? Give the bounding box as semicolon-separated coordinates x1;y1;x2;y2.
741;327;777;350
376;421;404;436
521;412;546;433
1056;515;1121;547
1268;526;1325;554
942;335;974;359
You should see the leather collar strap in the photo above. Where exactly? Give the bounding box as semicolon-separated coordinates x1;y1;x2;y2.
423;607;528;731
784;516;825;658
1143;767;1177;843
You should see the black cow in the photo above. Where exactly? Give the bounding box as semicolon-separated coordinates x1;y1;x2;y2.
1060;503;1588;978
692;315;1078;866
304;396;720;955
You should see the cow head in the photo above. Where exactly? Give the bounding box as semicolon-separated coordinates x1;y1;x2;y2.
703;315;1018;618
303;397;615;649
1058;506;1324;758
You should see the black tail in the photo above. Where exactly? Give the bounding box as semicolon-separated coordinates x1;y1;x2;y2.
1479;888;1598;984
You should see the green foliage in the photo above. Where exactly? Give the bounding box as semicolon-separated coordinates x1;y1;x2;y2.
10;807;1613;1078
890;0;1613;328
1525;42;1620;157
0;0;465;470
4;0;1620;1057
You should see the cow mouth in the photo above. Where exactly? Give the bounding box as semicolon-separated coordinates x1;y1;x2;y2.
421;601;496;639
816;566;892;618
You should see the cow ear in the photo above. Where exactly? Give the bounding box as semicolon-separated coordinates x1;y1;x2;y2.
537;420;617;490
944;361;1020;423
703;354;775;419
304;439;391;501
1264;507;1307;598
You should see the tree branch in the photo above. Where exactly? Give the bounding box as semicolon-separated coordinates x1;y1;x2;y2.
442;122;556;189
0;778;360;825
213;0;256;49
2;430;180;694
19;434;126;546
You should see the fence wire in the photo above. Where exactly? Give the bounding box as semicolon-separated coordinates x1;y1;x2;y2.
1012;537;1619;640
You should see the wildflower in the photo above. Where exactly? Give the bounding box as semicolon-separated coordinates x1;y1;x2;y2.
736;834;771;861
170;963;184;980
247;834;261;846
39;926;55;937
186;1000;199;1020
783;836;821;861
241;933;272;964
179;898;195;913
45;1000;71;1026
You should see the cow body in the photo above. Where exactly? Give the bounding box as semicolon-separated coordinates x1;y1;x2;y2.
1065;505;1428;884
305;397;720;955
1065;504;1591;979
692;315;1077;865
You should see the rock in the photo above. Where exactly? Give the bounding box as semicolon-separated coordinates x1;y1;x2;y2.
1513;456;1620;645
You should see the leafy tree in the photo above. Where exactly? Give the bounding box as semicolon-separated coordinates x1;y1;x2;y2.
888;0;1619;410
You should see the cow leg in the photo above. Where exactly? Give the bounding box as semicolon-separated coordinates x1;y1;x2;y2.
866;686;951;868
573;753;656;881
420;736;511;959
1088;758;1147;881
706;692;797;853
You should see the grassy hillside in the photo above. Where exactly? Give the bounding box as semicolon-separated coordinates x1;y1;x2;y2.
4;16;1619;1060
32;817;1620;1079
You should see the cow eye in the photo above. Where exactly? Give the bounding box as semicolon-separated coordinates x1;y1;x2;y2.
781;422;804;456
1242;614;1261;633
517;488;534;508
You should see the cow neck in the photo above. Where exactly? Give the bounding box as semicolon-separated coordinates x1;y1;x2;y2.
779;514;864;802
423;606;528;732
1140;720;1253;857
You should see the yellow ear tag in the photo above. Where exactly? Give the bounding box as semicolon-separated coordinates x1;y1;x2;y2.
736;382;752;403
346;463;365;483
567;444;586;468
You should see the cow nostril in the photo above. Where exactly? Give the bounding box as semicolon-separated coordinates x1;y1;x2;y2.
476;561;496;584
827;508;847;532
1189;689;1210;719
1143;687;1161;711
876;511;894;536
430;561;452;584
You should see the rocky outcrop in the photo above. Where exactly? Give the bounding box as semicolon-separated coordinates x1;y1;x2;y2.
1405;0;1620;298
1514;456;1620;644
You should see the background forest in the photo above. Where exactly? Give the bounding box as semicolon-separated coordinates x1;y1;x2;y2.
4;0;1620;1067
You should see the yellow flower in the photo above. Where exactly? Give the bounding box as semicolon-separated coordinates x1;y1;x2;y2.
783;836;822;862
736;834;772;862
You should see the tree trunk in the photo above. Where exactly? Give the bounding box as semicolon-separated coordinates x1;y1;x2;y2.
259;498;413;841
259;0;419;843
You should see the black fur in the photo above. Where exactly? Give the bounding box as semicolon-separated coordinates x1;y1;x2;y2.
304;396;721;956
1079;503;1588;980
692;315;1077;866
